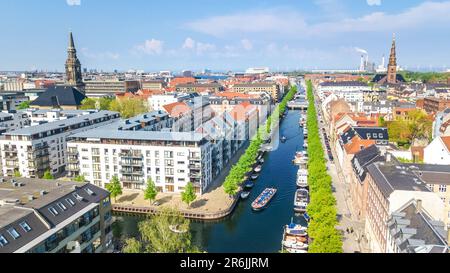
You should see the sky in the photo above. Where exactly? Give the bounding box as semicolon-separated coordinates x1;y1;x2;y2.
1;0;450;72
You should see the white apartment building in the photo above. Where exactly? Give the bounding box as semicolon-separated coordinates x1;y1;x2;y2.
423;136;450;165
24;109;99;126
148;93;196;111
318;81;371;102
0;111;120;178
0;111;30;135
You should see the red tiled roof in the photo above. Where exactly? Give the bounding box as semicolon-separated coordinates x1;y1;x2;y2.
162;102;191;117
441;136;450;152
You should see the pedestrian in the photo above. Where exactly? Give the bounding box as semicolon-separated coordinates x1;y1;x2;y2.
346;228;350;234
351;227;354;234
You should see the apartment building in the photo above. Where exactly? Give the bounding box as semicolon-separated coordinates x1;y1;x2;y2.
175;83;224;94
141;80;166;91
232;83;281;102
148;93;198;111
0;111;30;135
422;97;450;114
83;80;140;97
423;136;450;165
318;81;371;102
0;111;120;178
0;177;113;253
364;162;445;253
386;199;449;253
67;129;213;194
0;93;29;111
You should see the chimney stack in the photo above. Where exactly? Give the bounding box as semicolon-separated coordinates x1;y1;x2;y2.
416;199;423;214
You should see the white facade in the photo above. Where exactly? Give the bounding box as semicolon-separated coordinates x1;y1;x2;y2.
148;93;191;111
424;136;450;165
0;111;119;178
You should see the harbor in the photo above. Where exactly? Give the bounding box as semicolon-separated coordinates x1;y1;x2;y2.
113;109;307;253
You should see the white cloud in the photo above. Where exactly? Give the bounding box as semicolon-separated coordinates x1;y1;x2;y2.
367;0;381;6
135;39;164;55
196;42;216;55
182;37;195;49
241;39;253;51
185;2;450;37
66;0;81;6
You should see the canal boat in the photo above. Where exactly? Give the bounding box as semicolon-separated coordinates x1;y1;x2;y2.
281;136;287;143
259;158;265;164
303;129;308;138
285;221;308;238
250;173;260;180
244;181;255;189
240;191;251;199
296;170;308;188
169;225;188;234
294;188;309;213
251;188;277;211
254;165;262;173
282;223;309;252
293;151;308;165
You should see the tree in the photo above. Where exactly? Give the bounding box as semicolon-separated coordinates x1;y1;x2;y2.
74;175;86;182
181;182;197;207
17;101;31;110
80;98;97;110
13;170;21;178
144;178;158;204
106;175;123;202
99;97;114;110
122;207;202;253
43;170;54;180
109;98;148;118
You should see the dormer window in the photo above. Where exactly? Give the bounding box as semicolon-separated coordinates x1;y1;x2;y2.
7;228;20;239
0;235;8;246
19;221;32;232
48;206;59;216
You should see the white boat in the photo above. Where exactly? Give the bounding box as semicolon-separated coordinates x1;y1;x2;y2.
285;248;308;254
240;191;250;199
169;225;188;234
285;223;308;237
254;165;262;173
283;240;309;250
294;189;309;213
296;170;308;188
293;151;308;165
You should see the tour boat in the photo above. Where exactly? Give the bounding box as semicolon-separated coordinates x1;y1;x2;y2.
244;181;255;189
240;191;251;199
250;173;260;180
251;188;277;211
294;189;309;213
254;165;262;173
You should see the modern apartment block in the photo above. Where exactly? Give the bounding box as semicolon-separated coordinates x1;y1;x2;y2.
0;111;120;178
66;116;213;193
0;177;113;253
83;80;140;97
0;111;30;135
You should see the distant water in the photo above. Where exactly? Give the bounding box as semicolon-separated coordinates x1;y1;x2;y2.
195;75;229;81
114;110;306;253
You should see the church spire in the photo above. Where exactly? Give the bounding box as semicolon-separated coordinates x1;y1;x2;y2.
65;32;84;90
387;33;397;84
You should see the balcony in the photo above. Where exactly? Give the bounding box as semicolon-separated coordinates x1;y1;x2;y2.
120;160;143;167
189;172;202;179
3;147;17;152
120;169;144;176
189;163;202;170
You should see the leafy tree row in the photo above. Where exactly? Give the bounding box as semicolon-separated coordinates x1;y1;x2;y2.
305;80;343;253
224;85;298;196
80;97;148;118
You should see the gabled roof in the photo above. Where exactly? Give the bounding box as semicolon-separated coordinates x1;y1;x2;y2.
340;126;389;145
30;86;86;107
440;136;450;153
162;102;191;118
351;145;385;183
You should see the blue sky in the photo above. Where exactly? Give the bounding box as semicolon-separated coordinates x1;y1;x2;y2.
1;0;450;72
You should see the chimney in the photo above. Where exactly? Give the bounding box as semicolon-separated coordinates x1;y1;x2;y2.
416;199;423;214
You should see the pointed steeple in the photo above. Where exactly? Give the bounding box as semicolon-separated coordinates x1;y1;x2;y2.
65;32;84;90
387;33;397;84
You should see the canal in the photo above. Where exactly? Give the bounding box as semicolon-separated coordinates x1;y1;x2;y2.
113;109;306;253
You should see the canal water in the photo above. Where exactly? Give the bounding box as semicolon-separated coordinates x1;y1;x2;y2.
114;110;306;253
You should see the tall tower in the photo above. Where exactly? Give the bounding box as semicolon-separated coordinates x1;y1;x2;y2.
65;32;84;90
387;34;397;84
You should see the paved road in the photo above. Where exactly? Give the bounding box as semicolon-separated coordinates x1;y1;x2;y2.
310;85;370;253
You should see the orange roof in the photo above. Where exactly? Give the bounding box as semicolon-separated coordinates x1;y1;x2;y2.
344;136;376;154
169;77;196;87
162;102;191;117
441;136;450;152
215;92;258;100
230;102;258;122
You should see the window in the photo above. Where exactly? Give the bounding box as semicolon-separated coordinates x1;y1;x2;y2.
439;185;447;193
7;228;20;239
20;221;32;232
57;202;67;211
48;207;59;216
66;198;75;206
73;193;84;201
0;235;8;247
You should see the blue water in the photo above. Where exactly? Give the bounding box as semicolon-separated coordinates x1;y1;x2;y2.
114;110;305;253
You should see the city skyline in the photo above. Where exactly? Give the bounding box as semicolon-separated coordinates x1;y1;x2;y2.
1;0;450;72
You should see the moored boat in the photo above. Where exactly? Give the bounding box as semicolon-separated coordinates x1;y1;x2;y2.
296;170;308;188
281;136;287;143
244;181;255;189
250;173;259;180
254;165;262;173
251;188;277;211
281;221;309;253
294;188;309;213
240;191;250;199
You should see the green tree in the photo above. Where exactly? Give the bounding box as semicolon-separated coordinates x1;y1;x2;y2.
181;182;197;207
17;101;31;110
144;178;158;204
109;98;148;118
80;98;97;110
74;175;86;182
106;175;123;202
43;170;54;180
13;170;21;178
99;97;114;110
122;207;202;253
